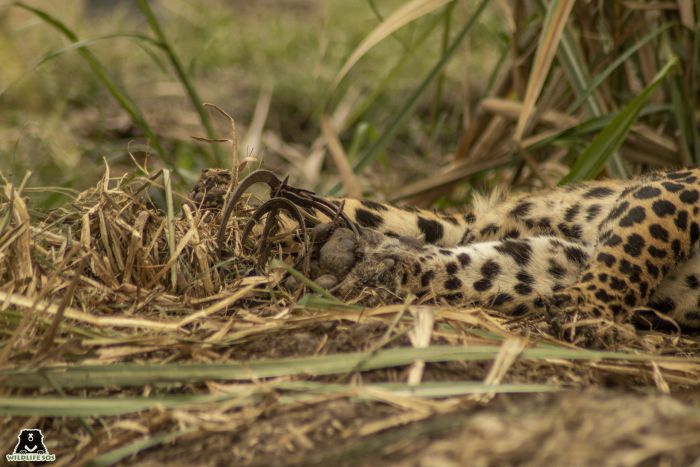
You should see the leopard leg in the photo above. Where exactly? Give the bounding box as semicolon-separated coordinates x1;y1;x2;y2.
636;246;700;331
552;171;700;342
309;223;592;315
309;220;700;335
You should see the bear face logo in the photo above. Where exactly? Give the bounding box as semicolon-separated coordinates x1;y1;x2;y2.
12;429;48;455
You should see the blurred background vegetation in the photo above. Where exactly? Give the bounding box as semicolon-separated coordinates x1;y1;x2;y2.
0;0;698;208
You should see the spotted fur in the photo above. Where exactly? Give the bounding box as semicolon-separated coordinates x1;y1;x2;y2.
321;168;700;331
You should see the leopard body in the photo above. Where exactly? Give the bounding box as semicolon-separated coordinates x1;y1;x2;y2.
193;167;700;337
316;168;700;333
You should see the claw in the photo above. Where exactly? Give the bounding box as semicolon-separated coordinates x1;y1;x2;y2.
217;168;360;271
217;170;284;252
240;197;308;270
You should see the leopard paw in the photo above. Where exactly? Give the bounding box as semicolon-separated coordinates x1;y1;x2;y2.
548;288;619;347
307;223;405;301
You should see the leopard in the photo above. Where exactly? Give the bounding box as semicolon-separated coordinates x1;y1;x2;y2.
193;167;700;344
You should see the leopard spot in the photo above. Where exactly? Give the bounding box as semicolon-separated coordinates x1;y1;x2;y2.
480;260;501;279
557;222;583;240
647;245;667;258
609;276;626;290
675;211;688;230
413;262;422;275
650;297;676;313
564;246;588;265
639;281;649;298
619;206;646;227
644;260;658;278
457;253;471;267
595;289;615;302
536;218;554;234
584;187;615;198
360;199;389;211
516;271;535;284
652;200;676;217
420;270;435;287
680;189;700;204
441;215;459;225
597;253;616;267
514;283;533;295
672;239;683;259
649;224;669;242
547;260;566;279
633;186;661;199
417;217;444;244
355;208;383;228
511;304;529;316
603;234;622;247
564;203;581;222
444;277;463;290
622;233;645;256
585;204;602;221
494;240;533;266
446;262;458;275
623;292;637;307
668;170;693;180
607;201;630;220
509;201;533;218
473;279;493;291
492;293;513;306
662;181;684;192
691;222;700;243
479;224;499;237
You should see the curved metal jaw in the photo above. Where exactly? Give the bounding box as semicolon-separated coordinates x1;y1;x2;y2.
217;169;359;270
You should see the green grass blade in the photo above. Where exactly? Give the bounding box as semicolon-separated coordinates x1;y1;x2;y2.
429;2;456;133
0;34;167;98
87;427;197;467
560;57;679;185
328;0;489;195
0;382;560;417
0;394;242;416
557;26;627;178
565;23;672;114
269;258;344;303
527;104;669;152
135;0;224;166
1;344;695;389
12;2;165;159
330;0;454;92
513;0;575;142
343;9;447;133
691;1;700;163
668;72;695;166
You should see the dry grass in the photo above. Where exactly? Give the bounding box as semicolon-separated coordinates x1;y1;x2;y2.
2;1;700;465
0;168;699;465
